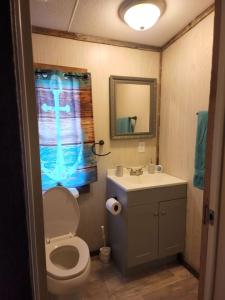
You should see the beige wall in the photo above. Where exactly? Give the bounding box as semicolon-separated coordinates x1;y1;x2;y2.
32;34;160;251
160;13;214;271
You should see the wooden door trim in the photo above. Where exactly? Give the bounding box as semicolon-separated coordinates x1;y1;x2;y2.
213;137;225;299
198;0;223;299
10;1;48;299
209;0;225;297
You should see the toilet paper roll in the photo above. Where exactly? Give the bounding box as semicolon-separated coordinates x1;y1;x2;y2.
106;198;122;215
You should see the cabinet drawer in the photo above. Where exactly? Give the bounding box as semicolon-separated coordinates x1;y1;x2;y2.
127;184;187;207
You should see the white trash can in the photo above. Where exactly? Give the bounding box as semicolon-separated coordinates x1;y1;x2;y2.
99;246;111;264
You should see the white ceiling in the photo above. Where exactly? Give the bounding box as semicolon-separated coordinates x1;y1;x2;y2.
30;0;214;47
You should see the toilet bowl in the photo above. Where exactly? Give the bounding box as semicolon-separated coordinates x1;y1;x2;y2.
43;186;91;299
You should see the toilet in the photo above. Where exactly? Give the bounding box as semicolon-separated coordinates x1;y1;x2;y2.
43;186;91;300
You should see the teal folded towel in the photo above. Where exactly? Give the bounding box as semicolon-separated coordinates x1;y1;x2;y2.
193;111;208;190
116;117;133;134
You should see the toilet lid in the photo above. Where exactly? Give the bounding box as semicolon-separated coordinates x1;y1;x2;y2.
43;186;80;239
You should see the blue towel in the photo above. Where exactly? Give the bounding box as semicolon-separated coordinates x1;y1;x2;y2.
193;111;208;190
116;118;133;134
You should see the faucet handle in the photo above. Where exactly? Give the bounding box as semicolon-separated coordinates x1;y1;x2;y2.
137;168;144;175
126;167;144;176
137;166;144;172
127;166;144;170
126;167;135;175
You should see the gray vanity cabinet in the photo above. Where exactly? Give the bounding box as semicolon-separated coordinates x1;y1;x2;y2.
107;180;187;275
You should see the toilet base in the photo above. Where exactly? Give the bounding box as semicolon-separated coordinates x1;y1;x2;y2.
47;257;91;296
47;258;90;300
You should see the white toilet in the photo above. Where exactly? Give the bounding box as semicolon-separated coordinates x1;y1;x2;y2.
43;186;91;300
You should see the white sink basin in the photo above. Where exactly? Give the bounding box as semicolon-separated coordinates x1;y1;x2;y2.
107;170;186;191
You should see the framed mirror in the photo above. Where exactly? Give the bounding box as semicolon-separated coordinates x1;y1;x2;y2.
109;75;157;139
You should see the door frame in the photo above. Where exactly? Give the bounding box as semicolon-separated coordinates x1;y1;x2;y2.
10;1;48;299
198;0;225;299
213;135;225;299
8;0;225;299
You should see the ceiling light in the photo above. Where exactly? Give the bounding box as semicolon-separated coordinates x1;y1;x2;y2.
119;0;166;31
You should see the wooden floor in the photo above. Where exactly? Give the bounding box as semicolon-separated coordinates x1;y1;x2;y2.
81;257;198;300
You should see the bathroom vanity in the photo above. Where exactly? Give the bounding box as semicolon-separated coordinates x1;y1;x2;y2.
107;170;187;275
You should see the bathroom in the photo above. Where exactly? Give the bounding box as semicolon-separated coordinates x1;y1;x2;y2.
3;0;225;299
32;0;213;298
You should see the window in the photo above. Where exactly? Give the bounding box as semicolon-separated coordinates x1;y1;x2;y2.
35;68;97;191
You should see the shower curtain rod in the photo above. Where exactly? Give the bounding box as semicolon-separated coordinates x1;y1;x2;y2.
35;70;88;78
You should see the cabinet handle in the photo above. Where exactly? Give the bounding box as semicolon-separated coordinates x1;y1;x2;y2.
161;210;167;216
153;212;159;217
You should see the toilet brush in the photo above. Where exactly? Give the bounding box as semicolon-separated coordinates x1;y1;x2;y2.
101;225;106;247
99;226;111;263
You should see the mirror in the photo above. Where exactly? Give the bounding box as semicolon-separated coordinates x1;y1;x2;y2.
109;75;157;139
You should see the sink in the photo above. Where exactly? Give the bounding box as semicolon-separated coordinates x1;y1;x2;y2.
107;169;186;191
117;174;157;185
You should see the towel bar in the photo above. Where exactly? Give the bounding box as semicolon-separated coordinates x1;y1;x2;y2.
91;140;111;156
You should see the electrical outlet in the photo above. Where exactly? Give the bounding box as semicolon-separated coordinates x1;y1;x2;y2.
138;142;145;152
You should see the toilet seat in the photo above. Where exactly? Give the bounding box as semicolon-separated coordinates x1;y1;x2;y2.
46;236;90;280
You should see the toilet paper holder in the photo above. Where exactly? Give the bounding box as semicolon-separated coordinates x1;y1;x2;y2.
106;197;122;215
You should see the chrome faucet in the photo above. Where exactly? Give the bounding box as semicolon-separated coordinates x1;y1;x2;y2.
128;168;144;176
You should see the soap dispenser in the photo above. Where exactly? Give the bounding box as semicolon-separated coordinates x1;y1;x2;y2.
148;160;155;174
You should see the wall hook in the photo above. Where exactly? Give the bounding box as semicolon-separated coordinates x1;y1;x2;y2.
91;140;111;156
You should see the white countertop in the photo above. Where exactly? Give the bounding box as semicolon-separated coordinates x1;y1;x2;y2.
107;169;187;191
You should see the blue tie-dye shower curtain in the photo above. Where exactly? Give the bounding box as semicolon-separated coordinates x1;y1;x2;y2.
35;69;97;191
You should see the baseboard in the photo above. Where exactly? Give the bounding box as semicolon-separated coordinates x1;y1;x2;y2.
177;254;199;279
90;251;199;279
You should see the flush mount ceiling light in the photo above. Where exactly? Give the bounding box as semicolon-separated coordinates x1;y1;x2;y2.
119;0;166;31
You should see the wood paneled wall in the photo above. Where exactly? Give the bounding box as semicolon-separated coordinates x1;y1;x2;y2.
160;13;214;271
32;34;160;251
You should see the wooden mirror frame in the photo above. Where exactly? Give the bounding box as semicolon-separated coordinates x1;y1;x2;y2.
109;75;157;139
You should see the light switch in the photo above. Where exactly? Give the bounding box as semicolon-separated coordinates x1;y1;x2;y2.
138;142;145;152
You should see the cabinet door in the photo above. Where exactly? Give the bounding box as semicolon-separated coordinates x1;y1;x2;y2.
159;198;186;257
127;203;158;267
